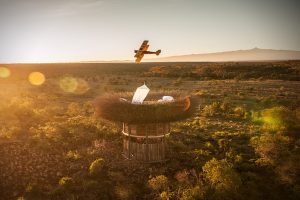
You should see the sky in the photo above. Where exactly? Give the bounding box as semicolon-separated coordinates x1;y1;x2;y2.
0;0;299;63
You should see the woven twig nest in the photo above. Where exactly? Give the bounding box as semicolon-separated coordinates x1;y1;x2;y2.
95;92;196;124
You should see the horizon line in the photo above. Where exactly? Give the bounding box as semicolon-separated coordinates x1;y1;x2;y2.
1;47;300;64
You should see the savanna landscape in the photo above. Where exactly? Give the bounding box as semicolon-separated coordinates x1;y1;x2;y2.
0;61;300;199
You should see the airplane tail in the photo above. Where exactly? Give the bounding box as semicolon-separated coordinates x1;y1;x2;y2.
156;49;161;56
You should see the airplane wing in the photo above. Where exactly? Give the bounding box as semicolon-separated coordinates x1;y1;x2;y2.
139;40;149;51
134;40;149;62
135;54;145;63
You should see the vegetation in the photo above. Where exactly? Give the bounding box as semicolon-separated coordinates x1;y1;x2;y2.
144;61;300;80
89;158;105;177
0;61;300;199
202;158;241;199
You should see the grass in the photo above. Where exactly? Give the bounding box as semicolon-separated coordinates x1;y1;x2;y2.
0;61;299;199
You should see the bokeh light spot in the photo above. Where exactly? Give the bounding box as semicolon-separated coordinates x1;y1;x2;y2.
59;77;78;93
28;72;45;85
74;78;90;94
0;67;11;78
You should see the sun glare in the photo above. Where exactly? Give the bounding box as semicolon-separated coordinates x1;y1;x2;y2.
0;67;11;78
28;72;46;85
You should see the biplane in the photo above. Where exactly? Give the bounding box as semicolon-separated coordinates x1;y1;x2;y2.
134;40;161;63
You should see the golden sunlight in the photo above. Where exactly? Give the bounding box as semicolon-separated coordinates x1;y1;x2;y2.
0;67;11;78
28;72;46;85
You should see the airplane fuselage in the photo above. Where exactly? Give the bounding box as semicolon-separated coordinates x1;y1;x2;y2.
134;50;158;54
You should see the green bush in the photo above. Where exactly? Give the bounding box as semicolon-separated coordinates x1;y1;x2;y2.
159;191;169;200
148;175;168;192
89;158;105;177
202;102;220;117
180;185;207;200
202;158;241;196
234;106;245;118
250;134;291;166
59;176;74;188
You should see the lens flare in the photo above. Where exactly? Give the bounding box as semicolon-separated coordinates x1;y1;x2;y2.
59;77;90;94
28;72;45;85
74;78;90;94
261;107;290;131
0;67;11;78
59;77;78;93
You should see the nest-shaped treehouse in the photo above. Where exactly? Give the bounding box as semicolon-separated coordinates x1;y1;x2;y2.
95;85;195;163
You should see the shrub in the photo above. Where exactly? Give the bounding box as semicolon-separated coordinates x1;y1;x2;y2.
205;141;214;149
159;191;169;200
59;176;74;189
189;117;208;131
82;180;99;191
89;158;105;177
67;102;82;116
250;134;291;166
25;183;45;199
148;175;168;192
115;185;132;200
65;150;81;160
202;158;241;196
193;89;206;97
202;102;220;117
217;139;228;150
180;185;207;200
234;106;245;118
220;99;231;113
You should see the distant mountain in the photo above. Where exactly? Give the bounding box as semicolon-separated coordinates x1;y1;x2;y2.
146;48;300;62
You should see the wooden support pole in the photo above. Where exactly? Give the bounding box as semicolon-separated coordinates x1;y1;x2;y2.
128;124;131;159
146;124;149;162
